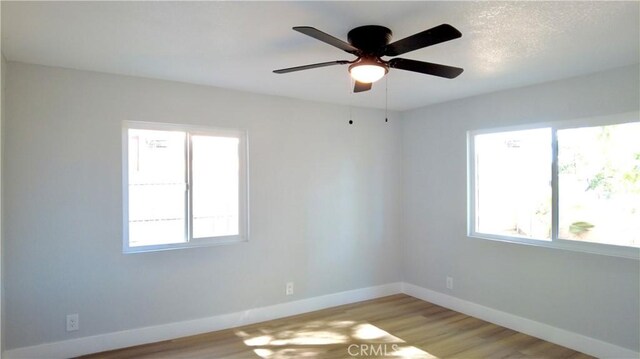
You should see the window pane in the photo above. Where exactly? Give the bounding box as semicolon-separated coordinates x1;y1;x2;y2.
192;135;240;238
128;129;187;247
474;128;552;239
558;122;640;248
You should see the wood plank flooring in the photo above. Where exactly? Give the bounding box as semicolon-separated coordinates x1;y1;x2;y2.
81;294;592;358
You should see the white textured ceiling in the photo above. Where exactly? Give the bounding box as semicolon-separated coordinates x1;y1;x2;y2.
2;1;639;111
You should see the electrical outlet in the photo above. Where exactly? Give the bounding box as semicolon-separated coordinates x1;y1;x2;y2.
286;282;294;296
66;313;79;332
446;276;453;290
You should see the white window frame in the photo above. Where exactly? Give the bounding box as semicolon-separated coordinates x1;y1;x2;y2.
122;121;249;253
467;111;640;260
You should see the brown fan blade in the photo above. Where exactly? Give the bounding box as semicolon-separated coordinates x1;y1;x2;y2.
273;60;350;74
354;81;372;93
385;24;462;57
388;58;463;79
293;26;359;54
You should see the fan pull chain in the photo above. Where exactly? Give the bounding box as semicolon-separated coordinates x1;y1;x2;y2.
349;106;353;125
385;77;389;123
348;76;354;125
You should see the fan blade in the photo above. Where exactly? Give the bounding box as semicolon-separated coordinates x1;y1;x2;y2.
354;81;372;93
273;60;350;74
389;58;463;79
385;24;461;56
293;26;359;54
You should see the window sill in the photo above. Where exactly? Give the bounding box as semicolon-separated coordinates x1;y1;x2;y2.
123;236;248;254
468;232;639;260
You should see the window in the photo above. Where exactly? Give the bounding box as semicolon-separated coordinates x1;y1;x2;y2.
123;122;248;253
468;115;640;259
473;128;552;240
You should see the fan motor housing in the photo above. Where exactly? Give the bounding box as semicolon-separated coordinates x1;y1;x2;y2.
347;25;392;55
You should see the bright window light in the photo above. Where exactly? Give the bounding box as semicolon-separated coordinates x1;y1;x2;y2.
473;128;552;240
558;122;640;248
468;117;640;258
191;135;240;239
128;129;187;247
123;122;248;253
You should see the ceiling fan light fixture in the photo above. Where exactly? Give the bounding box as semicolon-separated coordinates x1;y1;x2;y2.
349;60;388;83
274;24;464;92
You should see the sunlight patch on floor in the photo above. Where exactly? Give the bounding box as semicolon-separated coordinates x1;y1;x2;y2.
237;320;439;358
244;335;274;346
253;347;324;358
352;323;404;342
391;345;438;358
268;331;348;346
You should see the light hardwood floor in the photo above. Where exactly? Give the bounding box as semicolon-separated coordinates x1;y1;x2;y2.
81;294;593;358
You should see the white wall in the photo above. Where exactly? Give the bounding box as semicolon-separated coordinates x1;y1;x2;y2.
2;62;402;350
1;53;6;358
402;64;640;352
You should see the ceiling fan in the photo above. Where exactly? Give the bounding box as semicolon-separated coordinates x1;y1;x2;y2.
274;24;464;93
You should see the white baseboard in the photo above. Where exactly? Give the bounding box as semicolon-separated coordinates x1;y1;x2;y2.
402;282;639;359
4;282;402;359
6;282;638;359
